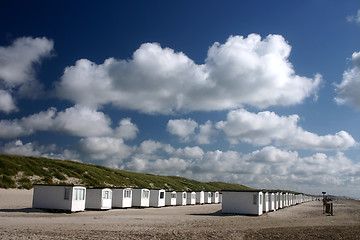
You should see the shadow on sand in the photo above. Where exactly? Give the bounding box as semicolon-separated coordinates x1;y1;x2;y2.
0;207;45;213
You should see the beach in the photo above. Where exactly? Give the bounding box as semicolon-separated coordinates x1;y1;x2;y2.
1;189;359;239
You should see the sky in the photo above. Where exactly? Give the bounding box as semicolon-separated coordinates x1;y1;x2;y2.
0;0;360;198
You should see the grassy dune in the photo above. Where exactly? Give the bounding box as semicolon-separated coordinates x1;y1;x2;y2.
0;154;253;191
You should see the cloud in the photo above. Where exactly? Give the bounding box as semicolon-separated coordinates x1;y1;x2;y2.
347;9;360;24
53;105;112;137
0;105;114;138
56;34;321;113
195;120;217;144
0;139;55;157
138;140;173;155
167;118;216;144
77;136;133;161
335;51;360;109
115;118;139;140
167;118;198;142
0;90;17;113
174;146;204;159
0;37;54;113
216;109;356;150
113;143;360;196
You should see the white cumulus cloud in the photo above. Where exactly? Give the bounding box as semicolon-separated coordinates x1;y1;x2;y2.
115;118;139;140
0;139;55;157
0;105;114;138
0;37;53;113
335;51;360;109
55;34;321;113
167;118;198;142
77;136;133;161
216;109;356;150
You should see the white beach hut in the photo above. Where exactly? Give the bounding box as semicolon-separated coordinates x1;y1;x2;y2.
165;191;177;206
282;192;287;207
196;191;205;204
285;193;290;207
221;190;263;216
204;191;212;204
132;188;150;207
111;188;132;208
263;192;269;213
149;189;166;207
176;191;187;206
186;191;196;205
211;191;220;204
278;192;283;209
269;192;276;211
275;192;279;210
86;187;112;210
32;184;86;212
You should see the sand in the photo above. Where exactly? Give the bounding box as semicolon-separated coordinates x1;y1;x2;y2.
1;189;360;239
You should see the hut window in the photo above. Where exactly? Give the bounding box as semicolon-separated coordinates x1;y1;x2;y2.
160;192;165;199
171;193;176;198
183;193;186;199
124;190;131;198
215;192;219;198
253;194;258;205
64;188;70;200
74;188;85;200
260;195;262;204
142;190;149;199
103;190;111;199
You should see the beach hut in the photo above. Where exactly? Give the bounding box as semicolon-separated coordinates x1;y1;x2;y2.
269;192;276;211
176;191;187;206
186;191;196;205
32;184;86;212
282;192;287;207
278;192;283;209
275;192;279;210
211;191;220;204
132;188;150;207
263;192;269;213
285;192;289;207
86;187;112;210
196;191;205;204
165;191;177;206
221;190;263;216
111;188;132;208
204;191;212;204
149;189;166;207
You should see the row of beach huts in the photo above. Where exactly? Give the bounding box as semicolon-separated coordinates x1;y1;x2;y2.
32;184;221;212
222;190;315;215
32;185;315;215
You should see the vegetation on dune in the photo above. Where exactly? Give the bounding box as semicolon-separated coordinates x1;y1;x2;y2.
0;154;253;191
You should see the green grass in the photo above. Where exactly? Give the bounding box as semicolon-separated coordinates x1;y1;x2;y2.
0;154;254;191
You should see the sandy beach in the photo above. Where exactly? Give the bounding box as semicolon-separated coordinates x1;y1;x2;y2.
0;189;359;239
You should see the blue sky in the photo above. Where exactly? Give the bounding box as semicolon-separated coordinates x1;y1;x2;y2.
1;1;360;198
